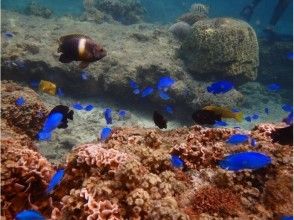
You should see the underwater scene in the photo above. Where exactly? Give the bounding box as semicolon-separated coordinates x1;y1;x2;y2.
1;0;293;219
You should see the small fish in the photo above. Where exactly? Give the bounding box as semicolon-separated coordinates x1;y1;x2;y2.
166;105;174;114
159;91;170;100
30;80;40;88
133;88;140;95
80;70;90;80
46;169;65;194
104;108;112;124
234;126;241;129
219;151;271;171
286;52;293;60
58;34;106;69
16;97;25;106
282;104;293;112
57;88;64;97
264;107;269;115
252;114;259;120
170;155;184;169
281;216;293;220
129;80;139;89
192;109;221;125
72;103;83;110
3;31;14;39
153;111;167;129
226;134;249;145
250;138;257;147
271;124;293;145
283;111;293;125
245;116;251;122
15;210;45;220
100;127;112;141
84;104;94;111
214;120;228;127
207;80;234;94
37;113;63;141
118;109;127;119
203;106;243;122
39;80;57;96
267;83;280;92
141;86;153;97
157;76;175;91
48;105;74;129
231;108;240;112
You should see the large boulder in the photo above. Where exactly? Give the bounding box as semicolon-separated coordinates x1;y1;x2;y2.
180;18;259;82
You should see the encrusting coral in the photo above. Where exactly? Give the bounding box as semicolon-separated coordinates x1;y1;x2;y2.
1;83;292;219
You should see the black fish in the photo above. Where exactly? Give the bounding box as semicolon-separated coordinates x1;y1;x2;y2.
58;34;107;69
48;105;74;129
192;109;221;125
271;125;293;145
153;111;167;129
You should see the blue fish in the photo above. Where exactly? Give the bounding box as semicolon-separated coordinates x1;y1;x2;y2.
16;97;25;106
219;151;271;171
80;70;90;80
141;86;153;97
283;111;293;125
15;210;45;220
267;83;280;92
14;59;27;70
245;116;251;122
282;104;293;112
30;80;40;88
118;109;127;119
214;120;228;127
104;108;112;124
46;168;65;194
170;155;184;169
100;127;112;141
281;216;293;220
72;103;83;110
166;105;174;114
37;113;63;141
286;52;293;60
129;80;139;89
264;107;269;115
252;114;259;120
234;126;241;129
133;88;140;95
37;132;52;141
57;88;64;97
3;31;14;39
84;104;94;111
226;134;249;145
159;91;170;100
157;76;175;91
231;108;240;112
207;80;234;94
251;138;257;147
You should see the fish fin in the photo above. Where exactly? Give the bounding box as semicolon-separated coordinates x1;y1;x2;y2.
235;112;243;122
59;54;73;63
68;110;74;120
59;34;92;43
79;61;90;69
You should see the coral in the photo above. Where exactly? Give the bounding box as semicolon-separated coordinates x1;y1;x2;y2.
1;81;48;139
180;18;259;82
169;21;192;41
25;1;53;18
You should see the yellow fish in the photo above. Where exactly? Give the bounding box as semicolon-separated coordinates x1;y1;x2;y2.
39;80;57;96
203;106;243;122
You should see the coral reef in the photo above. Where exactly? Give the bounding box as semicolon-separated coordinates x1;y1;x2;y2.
178;3;209;25
25;1;53;18
180;18;259;82
169;21;192;41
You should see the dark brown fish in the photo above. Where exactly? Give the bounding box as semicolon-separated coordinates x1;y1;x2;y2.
58;34;106;69
153;111;167;129
271;124;293;145
48;105;74;129
192;109;221;125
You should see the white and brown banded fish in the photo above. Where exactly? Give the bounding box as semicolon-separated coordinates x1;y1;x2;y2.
190;3;209;16
57;34;107;69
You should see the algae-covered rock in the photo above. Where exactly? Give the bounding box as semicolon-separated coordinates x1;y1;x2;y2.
180;18;259;82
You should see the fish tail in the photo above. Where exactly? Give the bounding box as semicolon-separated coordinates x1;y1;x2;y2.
234;112;243;122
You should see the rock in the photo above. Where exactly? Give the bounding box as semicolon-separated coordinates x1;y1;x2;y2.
169;22;191;41
180;18;259;82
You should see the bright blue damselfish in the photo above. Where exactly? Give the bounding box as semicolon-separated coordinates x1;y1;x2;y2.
101;127;112;141
37;113;63;141
118;109;127;118
282;104;293;112
264;107;269;115
214;120;228;127
166;105;174;114
226;134;249;144
159;91;170;100
245;116;251;122
267;83;280;92
157;76;175;91
219;151;271;171
104;108;112;124
281;216;293;220
46;168;65;194
15;210;45;220
252;114;259;120
207;80;234;94
16;97;25;106
141;86;153;97
72;103;83;110
171;155;184;169
84;104;94;111
284;111;293;125
80;70;89;80
129;80;139;89
251;138;257;147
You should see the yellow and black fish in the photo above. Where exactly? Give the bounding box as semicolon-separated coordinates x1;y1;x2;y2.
58;34;107;69
203;105;243;122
